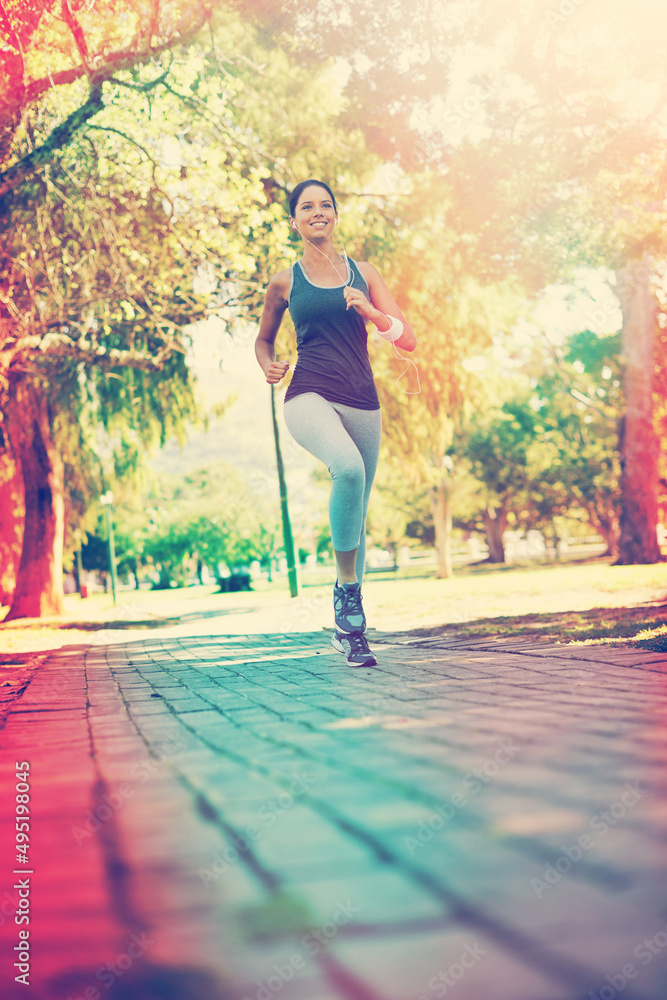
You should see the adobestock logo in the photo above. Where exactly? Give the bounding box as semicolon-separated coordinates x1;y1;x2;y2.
198;772;315;887
242;899;360;1000
586;919;667;999
66;931;154;1000
443;83;493;130
545;0;589;28
0;887;21;929
416;941;487;998
531;782;646;898
404;739;522;857
278;589;329;633
71;739;184;846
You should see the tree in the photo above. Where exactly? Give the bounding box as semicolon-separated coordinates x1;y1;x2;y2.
4;385;66;615
143;520;196;590
82;501;151;590
654;269;667;535
372;192;523;576
367;457;431;569
528;331;623;559
0;1;230;194
0;142;201;617
141;462;279;587
0;443;21;606
432;2;667;562
0;4;302;618
303;0;663;566
266;1;667;566
615;256;661;563
458;400;536;563
0;1;224;616
452;326;625;563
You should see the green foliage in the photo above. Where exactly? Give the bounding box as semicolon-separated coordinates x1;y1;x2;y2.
140;462;281;587
462;400;536;506
80;534;109;574
3;6;376;590
453;328;623;552
525;332;623;546
368;458;430;559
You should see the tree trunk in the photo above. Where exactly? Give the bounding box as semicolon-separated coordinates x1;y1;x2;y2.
598;520;619;560
0;447;23;606
482;504;507;563
615;255;660;564
3;381;65;620
588;506;620;560
430;480;452;578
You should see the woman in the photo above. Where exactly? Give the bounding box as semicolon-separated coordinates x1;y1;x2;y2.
255;179;417;666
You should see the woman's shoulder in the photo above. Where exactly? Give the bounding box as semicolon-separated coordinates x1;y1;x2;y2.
354;260;382;283
269;266;294;289
354;260;380;275
353;260;382;289
266;266;294;302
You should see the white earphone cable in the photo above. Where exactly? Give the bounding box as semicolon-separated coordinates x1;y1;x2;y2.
295;220;352;287
391;340;421;395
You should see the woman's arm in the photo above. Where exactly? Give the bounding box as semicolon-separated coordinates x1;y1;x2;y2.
255;270;291;383
347;262;417;352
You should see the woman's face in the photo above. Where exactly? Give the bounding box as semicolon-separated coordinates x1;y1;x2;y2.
291;185;337;238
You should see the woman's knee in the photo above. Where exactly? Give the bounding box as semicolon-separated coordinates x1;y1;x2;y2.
331;455;365;494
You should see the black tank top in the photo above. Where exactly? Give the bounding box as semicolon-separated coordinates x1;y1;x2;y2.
283;258;380;410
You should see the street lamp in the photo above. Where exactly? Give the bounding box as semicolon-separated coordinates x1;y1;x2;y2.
100;490;118;604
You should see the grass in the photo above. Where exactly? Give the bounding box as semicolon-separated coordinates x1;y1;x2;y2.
362;558;667;651
405;607;667;651
0;556;666;656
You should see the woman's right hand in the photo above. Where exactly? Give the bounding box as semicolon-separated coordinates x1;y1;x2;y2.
264;360;290;384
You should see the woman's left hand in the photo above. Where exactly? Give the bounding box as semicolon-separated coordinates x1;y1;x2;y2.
343;285;374;320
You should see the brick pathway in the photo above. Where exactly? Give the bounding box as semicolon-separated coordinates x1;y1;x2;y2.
1;628;666;1000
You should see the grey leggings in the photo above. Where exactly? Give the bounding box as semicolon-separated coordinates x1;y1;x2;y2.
283;392;382;584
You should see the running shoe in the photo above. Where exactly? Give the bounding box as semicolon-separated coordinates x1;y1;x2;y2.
331;629;377;667
333;581;366;633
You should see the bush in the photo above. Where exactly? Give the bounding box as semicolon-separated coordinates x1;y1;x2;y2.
216;571;252;593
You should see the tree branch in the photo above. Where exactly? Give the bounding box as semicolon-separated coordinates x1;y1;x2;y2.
23;5;213;104
61;0;90;70
107;64;173;94
0;0;26;161
160;80;278;165
1;331;178;372
0;84;104;198
1;3;214;188
137;0;162;48
85;125;158;165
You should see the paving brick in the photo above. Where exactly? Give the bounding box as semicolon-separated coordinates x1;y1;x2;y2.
1;629;666;999
333;929;577;1000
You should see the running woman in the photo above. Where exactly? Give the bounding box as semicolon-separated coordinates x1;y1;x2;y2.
255;179;417;666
